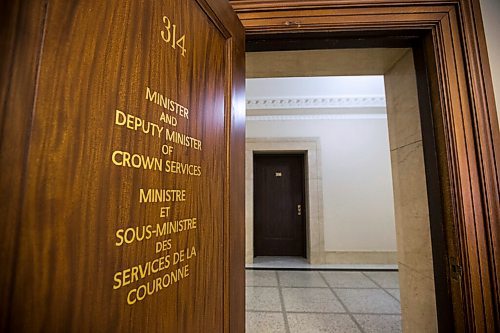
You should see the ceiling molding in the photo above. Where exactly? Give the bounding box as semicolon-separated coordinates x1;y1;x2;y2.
247;114;388;121
246;95;386;110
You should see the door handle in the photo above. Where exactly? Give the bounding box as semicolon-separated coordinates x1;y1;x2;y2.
297;204;302;216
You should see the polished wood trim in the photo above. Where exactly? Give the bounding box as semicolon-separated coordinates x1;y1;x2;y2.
194;3;246;332
457;4;500;327
231;0;459;11
231;0;500;331
196;1;246;332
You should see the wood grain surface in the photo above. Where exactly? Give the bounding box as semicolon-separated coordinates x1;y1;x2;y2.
0;1;49;332
0;0;245;332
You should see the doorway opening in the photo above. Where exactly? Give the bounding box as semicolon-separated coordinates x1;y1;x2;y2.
233;2;500;332
246;138;323;265
245;45;439;332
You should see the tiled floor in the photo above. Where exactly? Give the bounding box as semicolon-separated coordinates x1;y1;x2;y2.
246;270;401;333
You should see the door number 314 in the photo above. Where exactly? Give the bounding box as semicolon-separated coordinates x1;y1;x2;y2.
161;15;187;57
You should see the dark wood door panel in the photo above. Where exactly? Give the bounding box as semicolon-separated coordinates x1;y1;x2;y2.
254;154;305;257
0;0;245;332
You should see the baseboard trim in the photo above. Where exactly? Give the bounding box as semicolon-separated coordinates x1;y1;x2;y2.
245;266;398;271
324;251;398;265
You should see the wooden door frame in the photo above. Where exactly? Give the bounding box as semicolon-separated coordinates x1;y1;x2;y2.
230;0;500;331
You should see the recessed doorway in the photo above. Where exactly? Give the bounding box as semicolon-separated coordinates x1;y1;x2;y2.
244;48;432;333
254;153;306;257
234;2;500;331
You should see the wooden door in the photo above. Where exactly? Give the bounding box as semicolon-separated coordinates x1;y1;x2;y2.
0;0;245;332
254;154;306;257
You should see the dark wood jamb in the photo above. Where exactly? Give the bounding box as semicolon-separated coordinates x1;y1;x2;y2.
194;1;246;332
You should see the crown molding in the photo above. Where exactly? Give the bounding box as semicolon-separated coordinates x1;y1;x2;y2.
246;95;386;110
247;114;387;121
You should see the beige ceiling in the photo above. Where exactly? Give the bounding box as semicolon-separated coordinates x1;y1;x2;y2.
246;48;410;78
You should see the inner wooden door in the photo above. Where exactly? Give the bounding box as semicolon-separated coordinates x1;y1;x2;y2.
254;153;306;257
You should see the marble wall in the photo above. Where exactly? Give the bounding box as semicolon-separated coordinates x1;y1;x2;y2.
384;50;438;332
246;118;398;264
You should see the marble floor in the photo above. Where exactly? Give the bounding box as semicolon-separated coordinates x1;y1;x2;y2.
246;269;401;333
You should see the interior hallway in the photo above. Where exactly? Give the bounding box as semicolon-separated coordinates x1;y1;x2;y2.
246;269;401;333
